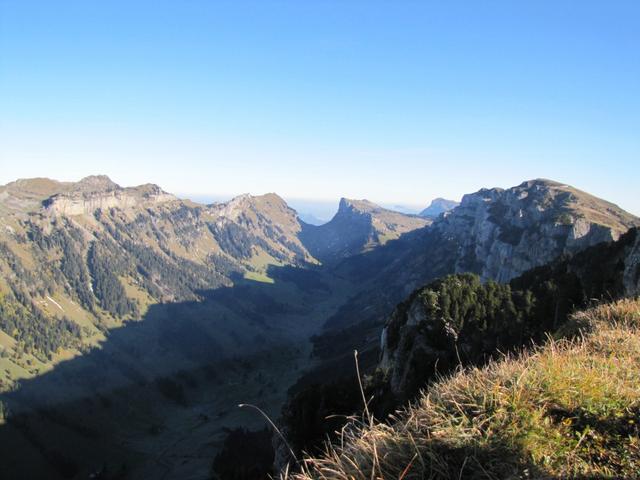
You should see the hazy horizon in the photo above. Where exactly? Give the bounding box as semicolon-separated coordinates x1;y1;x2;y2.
1;1;639;215
3;172;640;219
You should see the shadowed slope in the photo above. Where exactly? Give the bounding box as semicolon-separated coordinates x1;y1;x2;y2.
0;263;353;479
299;198;430;264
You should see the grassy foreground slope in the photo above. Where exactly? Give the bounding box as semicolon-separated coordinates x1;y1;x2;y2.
286;299;640;479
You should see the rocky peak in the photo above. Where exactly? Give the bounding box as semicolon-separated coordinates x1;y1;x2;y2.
216;193;252;220
517;178;564;189
214;193;293;224
73;175;121;193
299;198;430;263
419;197;459;218
433;179;639;282
337;198;381;215
207;193;314;265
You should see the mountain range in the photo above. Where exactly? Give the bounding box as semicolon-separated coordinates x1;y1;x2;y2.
0;175;638;479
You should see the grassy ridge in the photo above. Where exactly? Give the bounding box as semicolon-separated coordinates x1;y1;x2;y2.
286;299;640;479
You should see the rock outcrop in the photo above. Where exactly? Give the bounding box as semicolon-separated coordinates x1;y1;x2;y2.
435;179;638;282
299;197;430;263
42;175;176;215
379;227;640;400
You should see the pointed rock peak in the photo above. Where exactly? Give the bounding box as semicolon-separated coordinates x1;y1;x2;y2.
74;175;121;193
217;193;251;215
217;192;295;224
338;197;381;214
228;193;252;203
225;192;287;206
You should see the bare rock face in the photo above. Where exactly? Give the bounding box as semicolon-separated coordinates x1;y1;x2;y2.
434;179;638;282
42;176;176;215
379;228;640;401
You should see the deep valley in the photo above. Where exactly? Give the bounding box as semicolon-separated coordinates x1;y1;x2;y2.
0;175;638;479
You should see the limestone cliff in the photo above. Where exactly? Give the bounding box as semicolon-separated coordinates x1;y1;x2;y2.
42;175;176;215
379;227;640;400
437;179;638;282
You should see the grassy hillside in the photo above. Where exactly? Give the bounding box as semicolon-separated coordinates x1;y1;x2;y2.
286;298;640;479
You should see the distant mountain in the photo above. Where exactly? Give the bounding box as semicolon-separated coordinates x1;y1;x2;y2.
419;197;459;218
298;197;430;264
338;178;639;292
296;212;328;226
383;204;421;215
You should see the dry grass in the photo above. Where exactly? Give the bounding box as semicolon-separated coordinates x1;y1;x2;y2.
284;298;640;479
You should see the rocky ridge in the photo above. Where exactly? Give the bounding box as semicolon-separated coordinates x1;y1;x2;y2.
299;197;430;263
0;177;322;381
42;176;177;216
440;179;637;282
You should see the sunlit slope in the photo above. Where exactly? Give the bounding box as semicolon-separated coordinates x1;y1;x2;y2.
0;176;319;387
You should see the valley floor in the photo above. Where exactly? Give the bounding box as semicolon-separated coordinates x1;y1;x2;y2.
0;270;357;480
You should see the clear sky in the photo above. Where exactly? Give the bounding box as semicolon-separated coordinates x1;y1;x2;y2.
1;1;639;214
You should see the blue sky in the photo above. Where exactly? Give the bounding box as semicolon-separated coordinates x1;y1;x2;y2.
1;1;639;214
